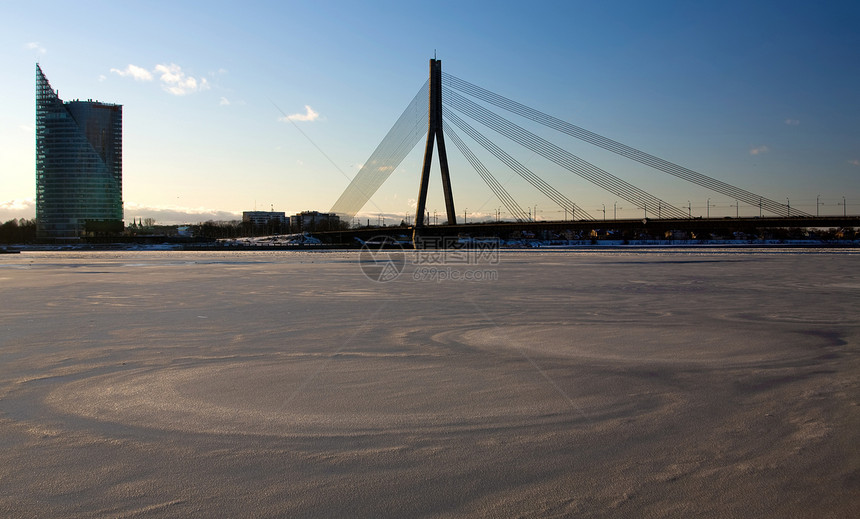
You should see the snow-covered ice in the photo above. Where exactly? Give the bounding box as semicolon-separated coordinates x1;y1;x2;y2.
0;249;858;517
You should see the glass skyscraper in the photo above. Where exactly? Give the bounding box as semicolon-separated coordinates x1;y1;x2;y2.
36;64;123;241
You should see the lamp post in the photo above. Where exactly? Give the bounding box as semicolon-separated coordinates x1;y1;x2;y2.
817;194;821;217
688;200;691;218
602;204;606;222
786;198;790;217
707;198;710;219
614;201;617;220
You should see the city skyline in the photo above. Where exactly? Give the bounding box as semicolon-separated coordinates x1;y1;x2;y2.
2;1;859;224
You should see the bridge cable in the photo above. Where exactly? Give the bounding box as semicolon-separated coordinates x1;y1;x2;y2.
443;89;689;219
330;81;429;218
331;83;428;217
443;90;681;217
442;125;530;222
443;73;809;217
444;109;594;220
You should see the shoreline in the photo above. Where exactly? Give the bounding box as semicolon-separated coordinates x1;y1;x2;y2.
3;239;859;252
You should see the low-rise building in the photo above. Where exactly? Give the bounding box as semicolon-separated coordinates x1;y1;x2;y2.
243;211;287;226
290;211;340;232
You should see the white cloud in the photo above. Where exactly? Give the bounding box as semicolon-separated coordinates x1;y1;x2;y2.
784;118;800;126
25;42;46;54
110;64;153;81
749;145;770;156
0;199;35;221
849;159;860;167
154;63;209;95
98;74;107;82
111;63;214;96
19;124;35;133
280;105;320;122
219;96;230;106
124;202;240;225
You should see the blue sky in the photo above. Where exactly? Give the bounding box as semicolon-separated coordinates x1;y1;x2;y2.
1;0;858;224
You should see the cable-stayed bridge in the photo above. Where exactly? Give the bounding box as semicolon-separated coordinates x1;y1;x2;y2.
329;60;856;242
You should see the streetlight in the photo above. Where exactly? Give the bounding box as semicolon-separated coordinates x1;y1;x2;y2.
688;200;691;218
614;201;618;220
707;198;710;219
464;208;468;224
786;198;790;217
602;204;606;222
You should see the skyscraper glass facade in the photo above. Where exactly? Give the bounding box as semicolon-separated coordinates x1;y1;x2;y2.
36;64;123;241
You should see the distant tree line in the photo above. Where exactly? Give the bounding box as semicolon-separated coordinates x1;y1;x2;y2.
188;219;349;239
0;219;36;244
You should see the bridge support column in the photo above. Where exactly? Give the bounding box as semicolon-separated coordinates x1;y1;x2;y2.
413;59;456;247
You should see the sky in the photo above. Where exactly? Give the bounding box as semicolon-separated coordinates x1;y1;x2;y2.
1;0;859;224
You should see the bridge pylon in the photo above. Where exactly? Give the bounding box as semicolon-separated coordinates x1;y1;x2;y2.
413;59;456;246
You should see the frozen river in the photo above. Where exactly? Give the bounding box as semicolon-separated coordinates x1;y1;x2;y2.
1;249;858;517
